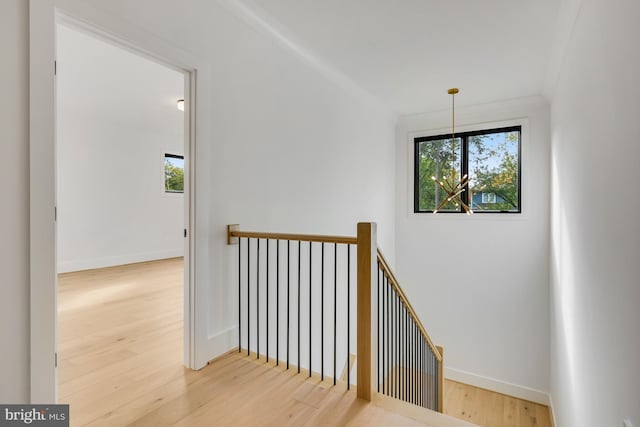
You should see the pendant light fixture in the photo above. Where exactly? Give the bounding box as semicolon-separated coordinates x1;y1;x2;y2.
430;88;474;215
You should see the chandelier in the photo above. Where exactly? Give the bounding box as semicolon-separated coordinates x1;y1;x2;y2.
431;88;473;215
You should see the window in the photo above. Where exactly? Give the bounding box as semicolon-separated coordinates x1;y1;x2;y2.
481;192;497;204
414;126;521;213
164;153;184;193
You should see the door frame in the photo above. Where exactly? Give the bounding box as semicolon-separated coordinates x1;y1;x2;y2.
30;0;209;403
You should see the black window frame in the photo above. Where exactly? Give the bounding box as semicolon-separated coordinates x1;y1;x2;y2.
413;125;522;214
164;153;185;194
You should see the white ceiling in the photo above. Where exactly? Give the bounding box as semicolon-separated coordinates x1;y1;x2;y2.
56;24;184;137
236;0;562;114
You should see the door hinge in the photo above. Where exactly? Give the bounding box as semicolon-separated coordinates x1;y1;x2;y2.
55;352;58;368
54;206;57;222
54;60;57;76
184;228;187;238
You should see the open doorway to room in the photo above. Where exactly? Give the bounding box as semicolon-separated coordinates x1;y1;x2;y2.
55;22;190;423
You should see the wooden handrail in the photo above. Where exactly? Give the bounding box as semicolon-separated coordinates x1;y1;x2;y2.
227;225;357;245
377;249;443;362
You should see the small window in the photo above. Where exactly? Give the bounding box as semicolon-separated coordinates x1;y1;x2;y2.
414;126;521;213
164;153;184;193
481;192;497;204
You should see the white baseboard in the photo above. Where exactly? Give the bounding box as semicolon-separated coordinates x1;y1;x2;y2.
445;367;550;406
57;249;184;273
198;326;238;369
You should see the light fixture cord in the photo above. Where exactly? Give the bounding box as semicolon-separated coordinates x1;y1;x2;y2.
451;91;455;142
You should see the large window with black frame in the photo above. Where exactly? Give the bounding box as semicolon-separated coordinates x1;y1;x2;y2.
414;126;521;213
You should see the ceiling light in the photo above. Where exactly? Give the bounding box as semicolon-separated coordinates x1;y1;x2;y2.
432;88;474;215
176;99;185;111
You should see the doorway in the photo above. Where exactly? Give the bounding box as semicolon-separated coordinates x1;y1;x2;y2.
30;4;203;403
54;19;192;412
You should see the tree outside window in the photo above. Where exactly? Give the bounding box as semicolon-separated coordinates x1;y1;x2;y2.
415;126;521;213
164;153;184;193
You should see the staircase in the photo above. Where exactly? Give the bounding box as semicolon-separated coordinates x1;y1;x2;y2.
227;222;477;426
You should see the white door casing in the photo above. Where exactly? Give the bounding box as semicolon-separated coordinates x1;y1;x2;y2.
29;0;211;403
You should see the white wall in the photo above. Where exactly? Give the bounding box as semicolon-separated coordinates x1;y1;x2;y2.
56;24;185;273
194;0;396;356
395;96;551;403
549;0;640;425
0;0;30;404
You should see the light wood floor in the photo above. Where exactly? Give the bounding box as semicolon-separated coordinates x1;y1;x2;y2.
58;258;551;427
58;258;185;426
443;380;551;427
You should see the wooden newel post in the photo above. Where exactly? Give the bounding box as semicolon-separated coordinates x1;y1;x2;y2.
356;222;377;401
436;345;444;412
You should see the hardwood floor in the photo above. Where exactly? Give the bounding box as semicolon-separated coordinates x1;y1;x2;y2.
58;258;184;426
58;258;550;427
444;380;552;427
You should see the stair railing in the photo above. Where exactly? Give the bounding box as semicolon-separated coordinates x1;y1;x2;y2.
377;248;444;411
227;222;443;412
227;225;357;387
